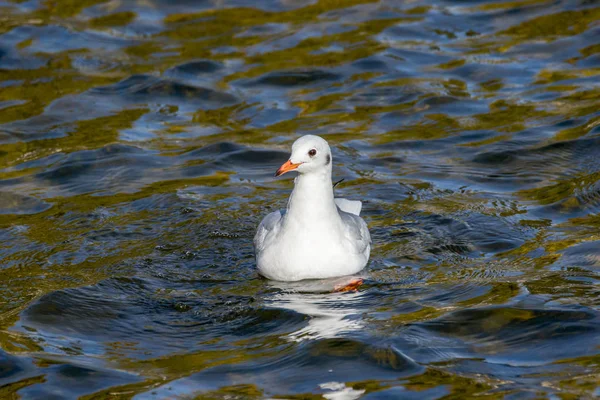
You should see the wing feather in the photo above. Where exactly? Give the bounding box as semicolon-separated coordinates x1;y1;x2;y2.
339;211;371;257
253;210;282;252
334;198;362;216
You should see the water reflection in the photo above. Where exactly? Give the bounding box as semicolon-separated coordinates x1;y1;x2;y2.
1;0;600;397
266;278;367;341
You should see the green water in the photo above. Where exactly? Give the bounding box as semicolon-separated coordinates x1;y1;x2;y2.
1;0;600;398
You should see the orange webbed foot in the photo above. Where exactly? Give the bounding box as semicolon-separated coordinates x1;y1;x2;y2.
334;278;364;293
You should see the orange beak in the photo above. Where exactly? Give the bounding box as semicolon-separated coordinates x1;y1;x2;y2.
275;160;302;177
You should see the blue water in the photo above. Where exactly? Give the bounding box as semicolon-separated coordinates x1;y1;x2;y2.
1;0;599;398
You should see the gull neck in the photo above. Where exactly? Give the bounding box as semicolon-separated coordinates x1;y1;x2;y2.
286;169;338;221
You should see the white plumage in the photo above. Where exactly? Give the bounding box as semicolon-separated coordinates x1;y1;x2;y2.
254;135;371;281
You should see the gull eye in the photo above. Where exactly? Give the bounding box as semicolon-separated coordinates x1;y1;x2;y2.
308;149;317;157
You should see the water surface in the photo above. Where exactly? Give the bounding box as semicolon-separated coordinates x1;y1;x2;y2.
1;0;600;398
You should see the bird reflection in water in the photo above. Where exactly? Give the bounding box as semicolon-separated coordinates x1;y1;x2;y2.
265;276;367;342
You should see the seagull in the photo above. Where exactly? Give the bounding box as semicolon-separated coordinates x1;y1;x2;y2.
254;135;371;282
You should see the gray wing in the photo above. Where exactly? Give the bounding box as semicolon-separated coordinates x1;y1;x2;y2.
339;210;371;256
254;210;282;252
334;198;362;216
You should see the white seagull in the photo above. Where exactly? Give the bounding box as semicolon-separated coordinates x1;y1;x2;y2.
254;135;371;282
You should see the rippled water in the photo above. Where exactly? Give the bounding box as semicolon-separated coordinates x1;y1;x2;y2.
1;0;600;398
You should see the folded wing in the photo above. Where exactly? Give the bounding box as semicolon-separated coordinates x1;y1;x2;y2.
339;210;371;257
334;198;362;216
253;210;282;252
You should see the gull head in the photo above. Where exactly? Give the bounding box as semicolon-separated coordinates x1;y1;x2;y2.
275;135;332;177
